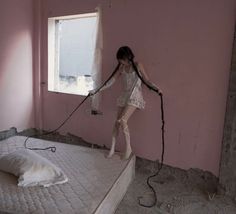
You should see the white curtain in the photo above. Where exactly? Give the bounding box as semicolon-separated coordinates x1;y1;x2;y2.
91;6;103;111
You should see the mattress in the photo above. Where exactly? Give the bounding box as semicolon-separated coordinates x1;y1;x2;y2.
0;136;135;214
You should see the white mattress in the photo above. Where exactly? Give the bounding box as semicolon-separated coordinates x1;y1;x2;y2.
0;136;135;214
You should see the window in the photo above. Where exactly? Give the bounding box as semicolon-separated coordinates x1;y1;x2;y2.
48;13;98;96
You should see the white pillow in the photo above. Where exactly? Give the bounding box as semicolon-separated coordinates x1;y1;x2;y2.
0;149;68;187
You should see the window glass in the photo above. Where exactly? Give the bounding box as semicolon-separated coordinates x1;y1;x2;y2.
48;13;97;96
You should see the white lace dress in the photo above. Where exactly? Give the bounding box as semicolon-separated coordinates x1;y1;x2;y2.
117;67;145;109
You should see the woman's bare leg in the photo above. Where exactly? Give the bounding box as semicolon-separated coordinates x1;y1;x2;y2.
118;105;137;160
107;107;124;158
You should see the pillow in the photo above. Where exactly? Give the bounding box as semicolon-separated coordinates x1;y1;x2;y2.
0;149;68;187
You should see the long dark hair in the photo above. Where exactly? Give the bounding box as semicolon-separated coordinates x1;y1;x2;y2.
116;46;134;61
116;46;140;78
116;46;159;92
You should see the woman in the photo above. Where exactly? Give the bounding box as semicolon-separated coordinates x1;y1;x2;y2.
90;46;161;160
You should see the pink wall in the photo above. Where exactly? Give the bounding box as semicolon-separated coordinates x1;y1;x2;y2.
40;0;236;176
0;0;34;131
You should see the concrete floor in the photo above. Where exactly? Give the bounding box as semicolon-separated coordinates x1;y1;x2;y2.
116;158;236;214
6;128;236;214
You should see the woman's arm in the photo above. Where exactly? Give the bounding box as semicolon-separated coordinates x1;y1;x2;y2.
137;62;162;93
89;65;122;95
137;63;149;81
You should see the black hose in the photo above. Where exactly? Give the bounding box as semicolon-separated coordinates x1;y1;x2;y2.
129;60;165;208
24;63;121;152
137;93;164;208
25;60;165;209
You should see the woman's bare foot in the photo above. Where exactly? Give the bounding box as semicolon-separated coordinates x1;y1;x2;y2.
105;140;116;158
121;146;132;160
105;149;115;158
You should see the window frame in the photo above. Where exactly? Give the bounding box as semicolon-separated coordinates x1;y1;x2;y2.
47;12;98;96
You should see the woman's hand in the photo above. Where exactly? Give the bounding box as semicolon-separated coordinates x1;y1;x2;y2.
148;81;162;94
88;89;97;96
137;63;162;94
